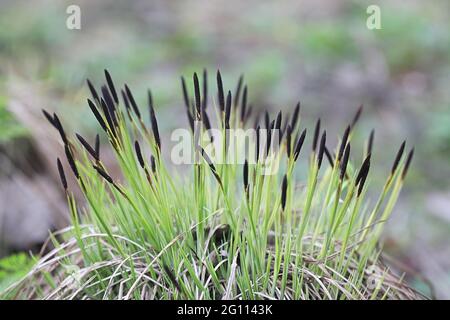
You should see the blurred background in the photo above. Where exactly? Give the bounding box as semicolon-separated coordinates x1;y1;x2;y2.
0;0;449;297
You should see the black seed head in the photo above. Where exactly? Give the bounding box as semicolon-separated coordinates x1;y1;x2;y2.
312;118;321;152
52;113;68;145
233;74;244;108
193;72;201;117
124;84;141;119
216;70;225;112
356;154;371;186
163;265;181;292
324;145;335;167
56;158;67;190
104;69;118;104
286;125;292;158
225;90;232;127
64;145;79;179
317;130;327;168
391;141;406;175
294;128;307;162
95;134;100;160
86;78;99;102
243;160;249;191
340;143;350;180
338;125;350;161
291;102;301;130
148;90;161;151
202;69;208;110
256;125;261;163
150;155;156;173
93;165;113;184
181;76;190;113
42;109;57;128
281;174;288;211
76;133;98;161
357;159;370;197
134;140;145;169
401;148;414;180
351;104;363;129
367;129;375;156
240;85;248;122
264;110;270;129
88;99;108;132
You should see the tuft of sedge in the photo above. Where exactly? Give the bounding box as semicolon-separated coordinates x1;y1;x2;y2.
56;158;67;190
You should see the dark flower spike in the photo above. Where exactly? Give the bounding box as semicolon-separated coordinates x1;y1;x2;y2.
216;70;225;112
233;74;244;108
401;148;414;180
351;104;363;130
340;143;350;180
317;130;327;169
148;90;161;151
104;69;118;104
357;159;371;196
65;144;79;179
52;113;68;145
95;134;100;160
42;109;57;128
202;69;208;110
338;125;351;162
88;99;108;132
244;105;253;124
163;265;182;292
367;129;375;156
100;98;117;135
181;76;191;113
324;145;335;167
312;118;321;152
134;140;145;169
266;120;275;156
101;85;117;126
56;158;67;190
93;165;113;184
193;72;201;118
86;78;99;102
150;155;156;174
240;85;248;123
225;91;232;128
286;125;292;158
76;133;98;161
200;147;223;188
202;109;212;140
121;89;131;112
356;154;371;186
256;125;261;163
243;160;249;191
264;110;270;129
391;141;406;175
291;102;301;130
281;174;288;211
293;128;307;162
124;84;141;119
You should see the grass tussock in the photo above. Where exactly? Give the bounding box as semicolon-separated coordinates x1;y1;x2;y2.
2;70;426;300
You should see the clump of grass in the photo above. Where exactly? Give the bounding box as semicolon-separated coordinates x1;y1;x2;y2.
2;70;425;300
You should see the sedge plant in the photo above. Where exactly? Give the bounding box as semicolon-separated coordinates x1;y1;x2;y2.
2;69;426;300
